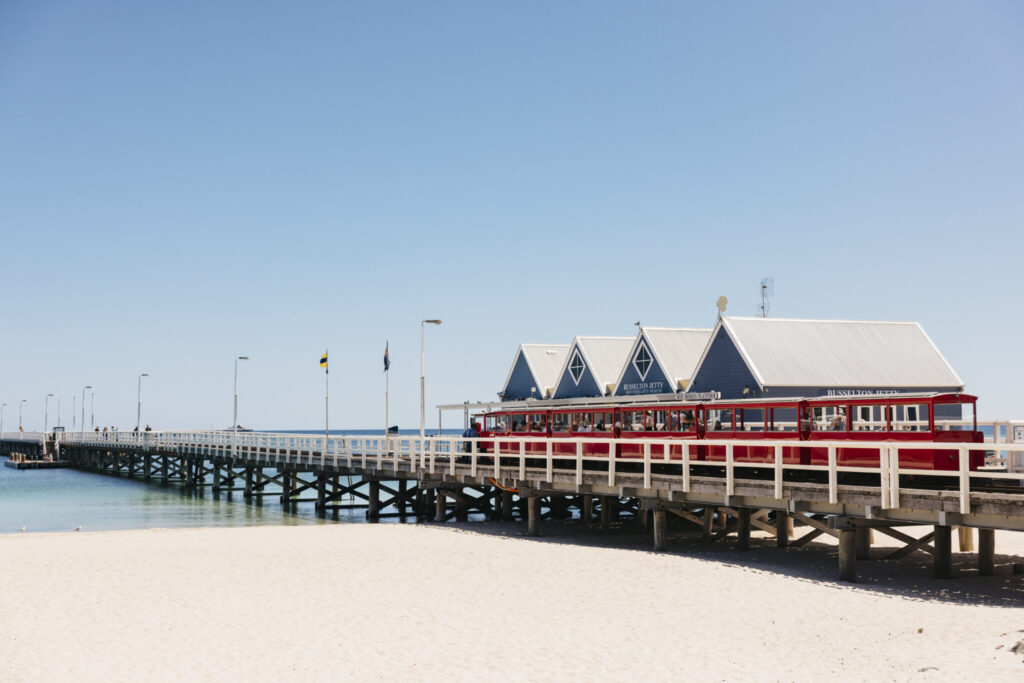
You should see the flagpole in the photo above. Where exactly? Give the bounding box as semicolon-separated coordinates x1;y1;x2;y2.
324;349;328;467
385;342;390;438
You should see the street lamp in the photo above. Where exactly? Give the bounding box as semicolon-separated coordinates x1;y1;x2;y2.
19;399;26;440
81;385;91;436
44;394;54;433
233;356;250;460
136;373;149;431
1;403;6;437
57;397;61;429
420;319;442;443
90;391;95;430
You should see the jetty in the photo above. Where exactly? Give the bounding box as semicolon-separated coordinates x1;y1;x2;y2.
3;429;1023;582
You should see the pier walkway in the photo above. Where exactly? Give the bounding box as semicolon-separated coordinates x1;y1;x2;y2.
3;430;1024;582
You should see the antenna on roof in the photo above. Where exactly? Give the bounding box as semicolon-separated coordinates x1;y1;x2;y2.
758;277;774;318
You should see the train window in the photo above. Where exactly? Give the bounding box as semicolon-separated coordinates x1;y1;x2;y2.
891;404;928;432
528;414;547;433
655;410;670;431
574;412;594;432
493;414;510;432
851;405;884;431
485;415;497;431
772;407;797;431
679;410;695;432
552;413;571;433
512;416;529;432
594;412;614;431
737;408;763;431
708;409;732;432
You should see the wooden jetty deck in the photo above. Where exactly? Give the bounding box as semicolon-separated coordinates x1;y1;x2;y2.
3;430;1024;582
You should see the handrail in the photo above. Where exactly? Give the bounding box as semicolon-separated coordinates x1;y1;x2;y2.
43;430;1024;523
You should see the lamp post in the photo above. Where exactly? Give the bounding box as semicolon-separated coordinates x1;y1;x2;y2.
44;394;53;433
419;319;442;444
90;391;95;430
136;373;149;431
81;385;91;437
1;403;6;438
19;399;26;440
57;397;61;429
233;356;249;460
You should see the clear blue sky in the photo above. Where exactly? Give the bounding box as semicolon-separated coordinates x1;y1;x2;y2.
1;1;1022;430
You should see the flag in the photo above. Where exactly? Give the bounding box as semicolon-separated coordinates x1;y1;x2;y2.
320;350;328;373
383;341;390;372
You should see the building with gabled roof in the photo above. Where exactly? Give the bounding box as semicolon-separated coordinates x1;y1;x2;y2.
613;327;712;397
499;344;570;401
687;316;964;400
551;336;634;399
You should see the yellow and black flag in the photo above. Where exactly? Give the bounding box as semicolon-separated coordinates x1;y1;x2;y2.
320;350;328;373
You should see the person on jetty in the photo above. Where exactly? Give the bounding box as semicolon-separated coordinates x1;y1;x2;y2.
461;421;479;453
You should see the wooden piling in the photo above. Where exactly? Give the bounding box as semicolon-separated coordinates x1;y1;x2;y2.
978;528;995;576
501;490;514;521
600;496;612;528
527;496;540;537
838;528;857;582
398;479;408;518
855;527;871;560
776;511;790;548
368;480;380;522
956;526;975;552
582;495;594;522
638;506;650;533
934;525;954;579
737;508;751;551
653;509;667;551
702;507;714;542
434;490;446;522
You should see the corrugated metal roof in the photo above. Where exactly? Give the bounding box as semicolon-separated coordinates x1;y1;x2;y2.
519;344;569;397
641;327;713;388
717;317;963;388
574;336;635;393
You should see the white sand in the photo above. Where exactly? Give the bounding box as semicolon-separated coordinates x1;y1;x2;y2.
2;522;1023;682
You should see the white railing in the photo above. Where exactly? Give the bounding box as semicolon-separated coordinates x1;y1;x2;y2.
52;430;1024;519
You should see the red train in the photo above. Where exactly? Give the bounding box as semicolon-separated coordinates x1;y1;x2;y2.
475;393;984;471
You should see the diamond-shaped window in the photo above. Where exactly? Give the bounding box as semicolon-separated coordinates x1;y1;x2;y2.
633;343;652;381
568;351;585;385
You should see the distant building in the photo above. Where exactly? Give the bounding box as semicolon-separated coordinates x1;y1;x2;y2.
688;317;964;405
499;344;570;401
613;327;712;397
551;336;634;399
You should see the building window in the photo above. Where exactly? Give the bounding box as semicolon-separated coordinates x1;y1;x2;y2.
568;350;585;385
633;342;652;381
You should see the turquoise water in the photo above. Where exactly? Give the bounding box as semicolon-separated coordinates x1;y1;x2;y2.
0;428;461;534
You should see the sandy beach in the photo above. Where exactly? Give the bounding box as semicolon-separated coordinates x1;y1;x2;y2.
2;521;1023;682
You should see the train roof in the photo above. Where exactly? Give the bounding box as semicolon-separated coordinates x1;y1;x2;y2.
439;391;975;414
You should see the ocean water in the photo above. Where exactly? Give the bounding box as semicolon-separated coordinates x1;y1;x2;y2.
0;429;462;534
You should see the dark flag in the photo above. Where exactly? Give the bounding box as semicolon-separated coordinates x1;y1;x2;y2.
383;342;390;372
320;350;328;373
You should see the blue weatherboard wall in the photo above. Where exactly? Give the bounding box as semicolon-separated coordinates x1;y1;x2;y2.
552;347;603;398
688;327;759;399
502;351;539;400
615;345;673;396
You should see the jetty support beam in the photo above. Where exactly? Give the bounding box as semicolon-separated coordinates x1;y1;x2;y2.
934;525;954;579
838;528;857;582
978;528;995;576
653;509;667;551
527;496;540;536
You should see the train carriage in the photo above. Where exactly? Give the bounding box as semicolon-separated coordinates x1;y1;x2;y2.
476;393;983;471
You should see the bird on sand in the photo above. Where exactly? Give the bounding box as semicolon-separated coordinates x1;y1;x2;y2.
19;526;26;532
74;526;82;532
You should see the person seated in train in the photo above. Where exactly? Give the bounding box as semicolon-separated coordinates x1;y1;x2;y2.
596;420;606;431
644;414;654;431
578;420;592;433
829;411;845;431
